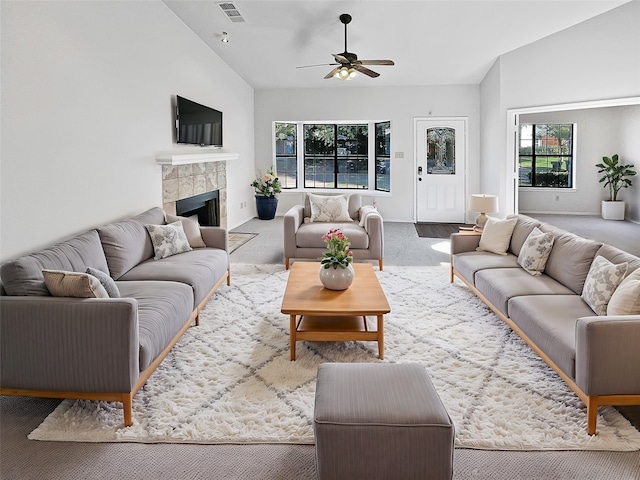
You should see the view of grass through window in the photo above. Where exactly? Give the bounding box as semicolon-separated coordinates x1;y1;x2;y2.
274;121;391;192
519;123;574;188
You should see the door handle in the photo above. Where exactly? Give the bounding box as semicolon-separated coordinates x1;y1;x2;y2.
417;166;423;175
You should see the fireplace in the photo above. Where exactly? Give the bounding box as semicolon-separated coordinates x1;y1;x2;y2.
161;161;227;229
176;190;220;227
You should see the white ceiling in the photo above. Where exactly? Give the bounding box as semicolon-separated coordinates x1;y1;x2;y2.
163;0;628;90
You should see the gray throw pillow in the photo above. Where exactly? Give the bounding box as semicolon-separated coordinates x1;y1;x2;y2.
86;267;120;298
165;213;206;248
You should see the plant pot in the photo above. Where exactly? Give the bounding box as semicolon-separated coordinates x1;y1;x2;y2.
601;200;625;220
255;195;278;220
318;264;355;291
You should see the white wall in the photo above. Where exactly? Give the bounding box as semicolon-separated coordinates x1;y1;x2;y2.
0;1;255;261
480;1;640;218
254;85;480;222
518;106;640;217
479;58;508;214
616;105;640;222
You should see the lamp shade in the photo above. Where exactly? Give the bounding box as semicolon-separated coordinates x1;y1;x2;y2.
469;194;498;214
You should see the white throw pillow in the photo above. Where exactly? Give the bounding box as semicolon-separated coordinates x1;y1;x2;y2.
517;227;555;276
607;268;640;315
43;269;110;298
581;255;628;315
166;213;206;248
308;194;352;222
476;216;518;256
146;221;193;260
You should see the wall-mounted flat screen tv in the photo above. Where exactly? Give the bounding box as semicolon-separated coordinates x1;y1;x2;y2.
176;95;223;147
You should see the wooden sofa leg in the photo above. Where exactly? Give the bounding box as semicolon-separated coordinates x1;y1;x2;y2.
587;396;598;435
123;393;134;427
379;259;383;271
227;269;231;286
285;258;290;270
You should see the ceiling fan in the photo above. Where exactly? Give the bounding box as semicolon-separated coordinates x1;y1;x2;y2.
297;13;395;80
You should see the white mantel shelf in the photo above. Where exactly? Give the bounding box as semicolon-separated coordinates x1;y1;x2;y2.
156;149;239;165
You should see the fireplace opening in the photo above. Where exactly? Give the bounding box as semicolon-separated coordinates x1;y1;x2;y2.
175;190;219;227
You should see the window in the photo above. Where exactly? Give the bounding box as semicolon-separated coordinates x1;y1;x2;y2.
519;124;574;188
275;121;391;192
275;123;297;189
375;122;390;192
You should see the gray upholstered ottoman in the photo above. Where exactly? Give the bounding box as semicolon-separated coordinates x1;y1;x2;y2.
314;363;454;480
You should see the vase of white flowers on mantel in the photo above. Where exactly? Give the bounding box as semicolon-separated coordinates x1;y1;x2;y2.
251;168;281;220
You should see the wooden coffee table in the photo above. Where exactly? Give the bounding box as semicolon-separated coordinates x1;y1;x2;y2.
281;262;391;361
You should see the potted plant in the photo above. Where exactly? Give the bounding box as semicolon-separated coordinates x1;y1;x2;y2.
319;229;354;290
596;154;637;220
251;168;281;220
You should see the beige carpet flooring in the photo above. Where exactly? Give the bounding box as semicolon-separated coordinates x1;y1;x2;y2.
2;216;640;479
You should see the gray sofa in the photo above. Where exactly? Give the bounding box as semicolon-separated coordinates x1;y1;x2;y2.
450;214;640;434
283;193;384;270
0;207;230;426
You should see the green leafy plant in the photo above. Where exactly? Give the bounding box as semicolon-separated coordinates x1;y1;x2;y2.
596;154;637;201
320;229;353;269
250;168;281;198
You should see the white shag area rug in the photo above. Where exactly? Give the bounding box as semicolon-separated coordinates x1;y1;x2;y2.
29;264;640;451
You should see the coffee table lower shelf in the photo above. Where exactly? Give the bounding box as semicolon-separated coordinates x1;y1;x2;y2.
289;314;383;361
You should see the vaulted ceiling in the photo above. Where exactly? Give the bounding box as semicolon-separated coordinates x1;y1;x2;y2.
164;1;629;90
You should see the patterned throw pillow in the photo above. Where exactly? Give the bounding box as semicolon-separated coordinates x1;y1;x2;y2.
476;216;518;256
42;269;110;298
308;194;352;222
517;227;555;276
145;221;193;260
86;267;120;298
581;255;628;315
607;268;640;315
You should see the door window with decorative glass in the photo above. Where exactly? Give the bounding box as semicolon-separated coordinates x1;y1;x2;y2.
426;127;455;174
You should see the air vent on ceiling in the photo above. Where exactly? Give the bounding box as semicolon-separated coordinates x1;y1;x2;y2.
217;2;245;23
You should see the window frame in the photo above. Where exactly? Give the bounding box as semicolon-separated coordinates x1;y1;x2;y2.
272;121;392;193
518;123;576;190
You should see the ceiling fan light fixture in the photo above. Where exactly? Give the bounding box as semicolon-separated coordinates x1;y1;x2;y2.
348;68;357;79
337;67;350;79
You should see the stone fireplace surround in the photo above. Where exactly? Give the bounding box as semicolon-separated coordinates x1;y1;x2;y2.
162;161;227;229
157;149;239;231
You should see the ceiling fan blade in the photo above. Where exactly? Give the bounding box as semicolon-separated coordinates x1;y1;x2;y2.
324;66;342;79
353;64;380;78
359;60;395;66
296;63;339;69
332;53;349;64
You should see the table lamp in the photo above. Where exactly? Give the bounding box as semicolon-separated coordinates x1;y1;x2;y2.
469;194;498;231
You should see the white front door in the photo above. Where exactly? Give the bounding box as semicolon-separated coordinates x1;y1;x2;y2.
415;118;467;223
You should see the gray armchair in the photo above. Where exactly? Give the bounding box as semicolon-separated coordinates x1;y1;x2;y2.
283;194;384;270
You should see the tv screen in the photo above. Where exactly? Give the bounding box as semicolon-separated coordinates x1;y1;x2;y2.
176;95;223;147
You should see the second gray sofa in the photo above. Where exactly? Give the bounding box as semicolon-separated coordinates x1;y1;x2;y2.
450;214;640;435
